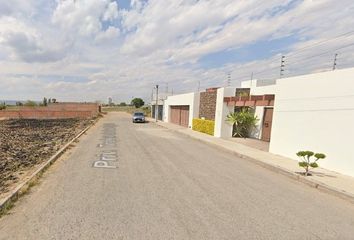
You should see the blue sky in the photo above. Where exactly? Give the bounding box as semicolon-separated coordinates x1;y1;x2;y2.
198;35;299;69
117;0;131;10
1;0;354;102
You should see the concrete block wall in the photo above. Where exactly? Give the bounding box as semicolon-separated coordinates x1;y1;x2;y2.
0;103;99;119
0;110;94;119
269;67;354;177
47;103;99;114
214;87;237;138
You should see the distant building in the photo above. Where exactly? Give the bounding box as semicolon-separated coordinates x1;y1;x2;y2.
151;92;172;120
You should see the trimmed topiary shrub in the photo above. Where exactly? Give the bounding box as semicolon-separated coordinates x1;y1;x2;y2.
192;118;215;136
296;151;326;176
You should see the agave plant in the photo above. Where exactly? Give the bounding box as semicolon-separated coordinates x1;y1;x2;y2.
226;108;258;138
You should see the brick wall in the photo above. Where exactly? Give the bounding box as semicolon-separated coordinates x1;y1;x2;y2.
0;103;99;119
199;90;217;120
47;103;99;113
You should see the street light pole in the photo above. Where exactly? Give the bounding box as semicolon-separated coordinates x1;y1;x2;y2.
155;85;159;122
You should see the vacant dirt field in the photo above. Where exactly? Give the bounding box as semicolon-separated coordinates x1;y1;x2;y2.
0;119;91;195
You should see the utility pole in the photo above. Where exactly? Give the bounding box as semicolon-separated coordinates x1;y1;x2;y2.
250;72;254;86
280;55;285;78
332;53;338;70
155;85;159;122
197;80;200;92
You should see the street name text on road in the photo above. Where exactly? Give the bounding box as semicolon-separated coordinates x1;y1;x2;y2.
93;123;118;169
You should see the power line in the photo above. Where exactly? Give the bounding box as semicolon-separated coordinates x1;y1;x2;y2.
253;65;281;76
287;29;354;57
227;31;354;84
286;42;354;66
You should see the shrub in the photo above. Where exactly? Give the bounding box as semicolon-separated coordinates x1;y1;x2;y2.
0;102;6;110
24;100;38;107
192;118;215;136
296;151;326;176
226;108;258;138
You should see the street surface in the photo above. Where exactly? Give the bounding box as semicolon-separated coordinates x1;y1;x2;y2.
1;112;354;239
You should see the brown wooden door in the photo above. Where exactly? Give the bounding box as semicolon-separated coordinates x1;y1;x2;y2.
261;108;273;142
170;106;181;125
170;106;189;127
180;106;189;127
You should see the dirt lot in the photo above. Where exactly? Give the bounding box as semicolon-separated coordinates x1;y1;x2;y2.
0;118;91;195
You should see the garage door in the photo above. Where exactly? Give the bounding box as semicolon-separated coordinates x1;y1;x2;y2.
170;106;189;127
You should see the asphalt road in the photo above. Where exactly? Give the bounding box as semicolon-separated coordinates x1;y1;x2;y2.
1;112;354;240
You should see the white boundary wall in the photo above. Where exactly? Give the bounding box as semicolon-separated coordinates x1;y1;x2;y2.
269;68;354;177
163;92;200;128
214;87;236;138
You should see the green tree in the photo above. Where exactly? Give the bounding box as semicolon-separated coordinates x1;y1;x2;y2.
24;100;38;107
296;151;326;176
119;102;127;106
226;108;258;138
131;98;144;108
43;97;48;106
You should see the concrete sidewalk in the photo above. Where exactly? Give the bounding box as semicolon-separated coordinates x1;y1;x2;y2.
151;119;354;203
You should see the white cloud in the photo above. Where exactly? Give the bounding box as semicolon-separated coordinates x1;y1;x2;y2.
95;26;120;43
0;16;69;62
52;0;119;36
103;1;119;21
1;0;354;102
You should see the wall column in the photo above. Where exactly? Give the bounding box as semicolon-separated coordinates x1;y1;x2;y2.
214;87;236;138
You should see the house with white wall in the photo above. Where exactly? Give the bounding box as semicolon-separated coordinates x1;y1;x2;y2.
214;80;276;141
151;92;172;120
163;92;200;128
241;79;277;140
162;80;276;141
161;67;354;177
269;67;354;177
